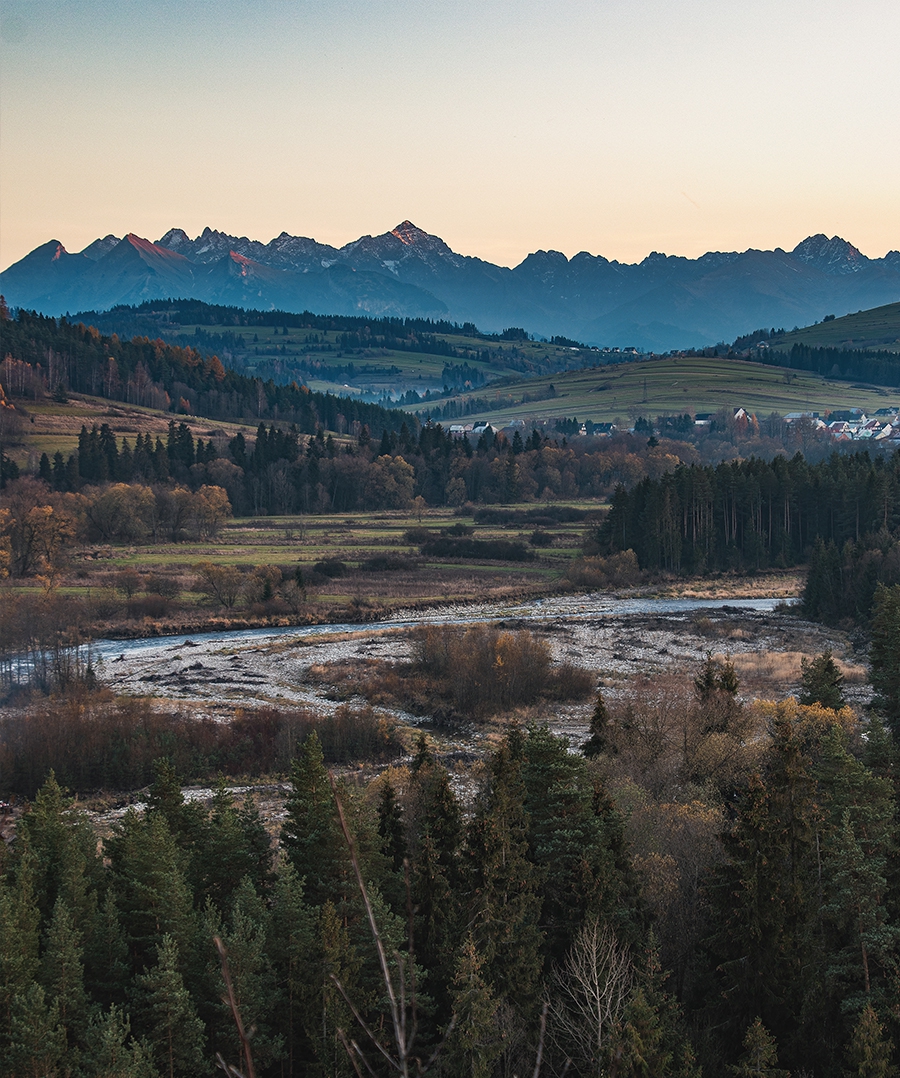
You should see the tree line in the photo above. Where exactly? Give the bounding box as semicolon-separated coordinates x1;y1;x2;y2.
18;416;688;518
592;450;900;575
74;297;481;338
760;343;900;389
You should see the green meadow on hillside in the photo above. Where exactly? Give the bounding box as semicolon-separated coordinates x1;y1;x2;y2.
177;323;585;396
772;300;900;353
405;353;900;426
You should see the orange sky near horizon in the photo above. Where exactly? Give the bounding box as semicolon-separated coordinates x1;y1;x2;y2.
1;0;898;272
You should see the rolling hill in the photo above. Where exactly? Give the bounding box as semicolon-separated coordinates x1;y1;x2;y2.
407;354;900;428
769;300;900;353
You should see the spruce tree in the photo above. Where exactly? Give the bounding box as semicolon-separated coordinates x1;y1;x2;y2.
463;738;543;1018
215;877;282;1073
729;1017;790;1078
194;779;264;912
583;687;611;757
143;759;204;853
268;863;316;1078
706;712;820;1065
312;900;362;1078
523;724;633;960
871;584;900;739
86;887;130;1009
81;1004;159;1078
238;791;273;897
442;934;502;1078
377;777;407;875
15;771;102;931
815;727;900;1032
105;811;196;973
693;654;741;732
627;936;701;1078
5;982;67;1078
844;1004;897;1078
281;733;345;908
41;897;89;1056
409;754;463;1009
0;840;41;1028
375;777;408;914
799;650;845;710
616;987;671;1078
135;934;208;1078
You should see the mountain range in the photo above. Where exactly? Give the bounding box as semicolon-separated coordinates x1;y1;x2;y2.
2;222;899;352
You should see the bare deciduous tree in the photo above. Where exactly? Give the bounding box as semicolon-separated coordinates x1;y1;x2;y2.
548;918;633;1076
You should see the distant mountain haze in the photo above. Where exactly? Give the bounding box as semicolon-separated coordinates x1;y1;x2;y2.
2;222;898;351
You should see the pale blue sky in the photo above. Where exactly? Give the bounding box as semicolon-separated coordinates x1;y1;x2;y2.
2;0;898;270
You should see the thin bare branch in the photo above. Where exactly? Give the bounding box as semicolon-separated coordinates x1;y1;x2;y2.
215;1052;246;1078
531;1001;549;1078
214;935;257;1078
336;1028;369;1078
330;973;399;1071
329;771;410;1074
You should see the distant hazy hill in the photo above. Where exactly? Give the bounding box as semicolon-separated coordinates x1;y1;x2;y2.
2;222;898;351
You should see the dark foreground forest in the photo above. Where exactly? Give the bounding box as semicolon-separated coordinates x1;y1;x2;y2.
2;646;900;1078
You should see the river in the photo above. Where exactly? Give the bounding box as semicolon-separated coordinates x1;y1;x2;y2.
88;594;798;663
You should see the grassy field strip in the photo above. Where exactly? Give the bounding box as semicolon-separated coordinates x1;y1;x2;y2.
182;322;567;394
7;396;262;467
408;353;900;425
4;506;589;634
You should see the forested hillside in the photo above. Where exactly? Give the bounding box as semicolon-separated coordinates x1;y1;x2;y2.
0;307;410;434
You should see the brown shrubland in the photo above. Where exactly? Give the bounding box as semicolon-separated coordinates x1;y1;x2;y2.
0;692;404;798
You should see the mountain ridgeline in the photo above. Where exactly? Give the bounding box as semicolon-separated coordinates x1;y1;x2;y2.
3;221;899;351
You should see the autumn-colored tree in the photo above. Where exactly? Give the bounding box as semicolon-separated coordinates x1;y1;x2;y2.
729;1018;790;1077
844;1004;897;1078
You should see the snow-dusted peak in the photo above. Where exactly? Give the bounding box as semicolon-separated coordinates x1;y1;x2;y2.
792;234;868;275
81;234;121;260
156;228;190;250
390;221;454;255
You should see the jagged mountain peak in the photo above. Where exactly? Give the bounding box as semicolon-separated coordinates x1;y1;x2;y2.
121;234;190;262
792;234;867;275
157;228;191;249
391;220;426;245
80;235;120;260
522;249;569;264
389;220;453;255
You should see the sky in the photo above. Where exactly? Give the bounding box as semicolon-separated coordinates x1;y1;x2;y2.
1;0;898;272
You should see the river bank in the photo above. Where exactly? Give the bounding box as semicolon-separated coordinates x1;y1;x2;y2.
93;592;868;736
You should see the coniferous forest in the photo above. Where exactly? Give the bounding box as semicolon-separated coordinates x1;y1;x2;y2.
2;684;900;1077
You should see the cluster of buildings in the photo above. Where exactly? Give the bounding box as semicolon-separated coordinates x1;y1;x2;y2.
783;407;900;443
443;406;900;446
